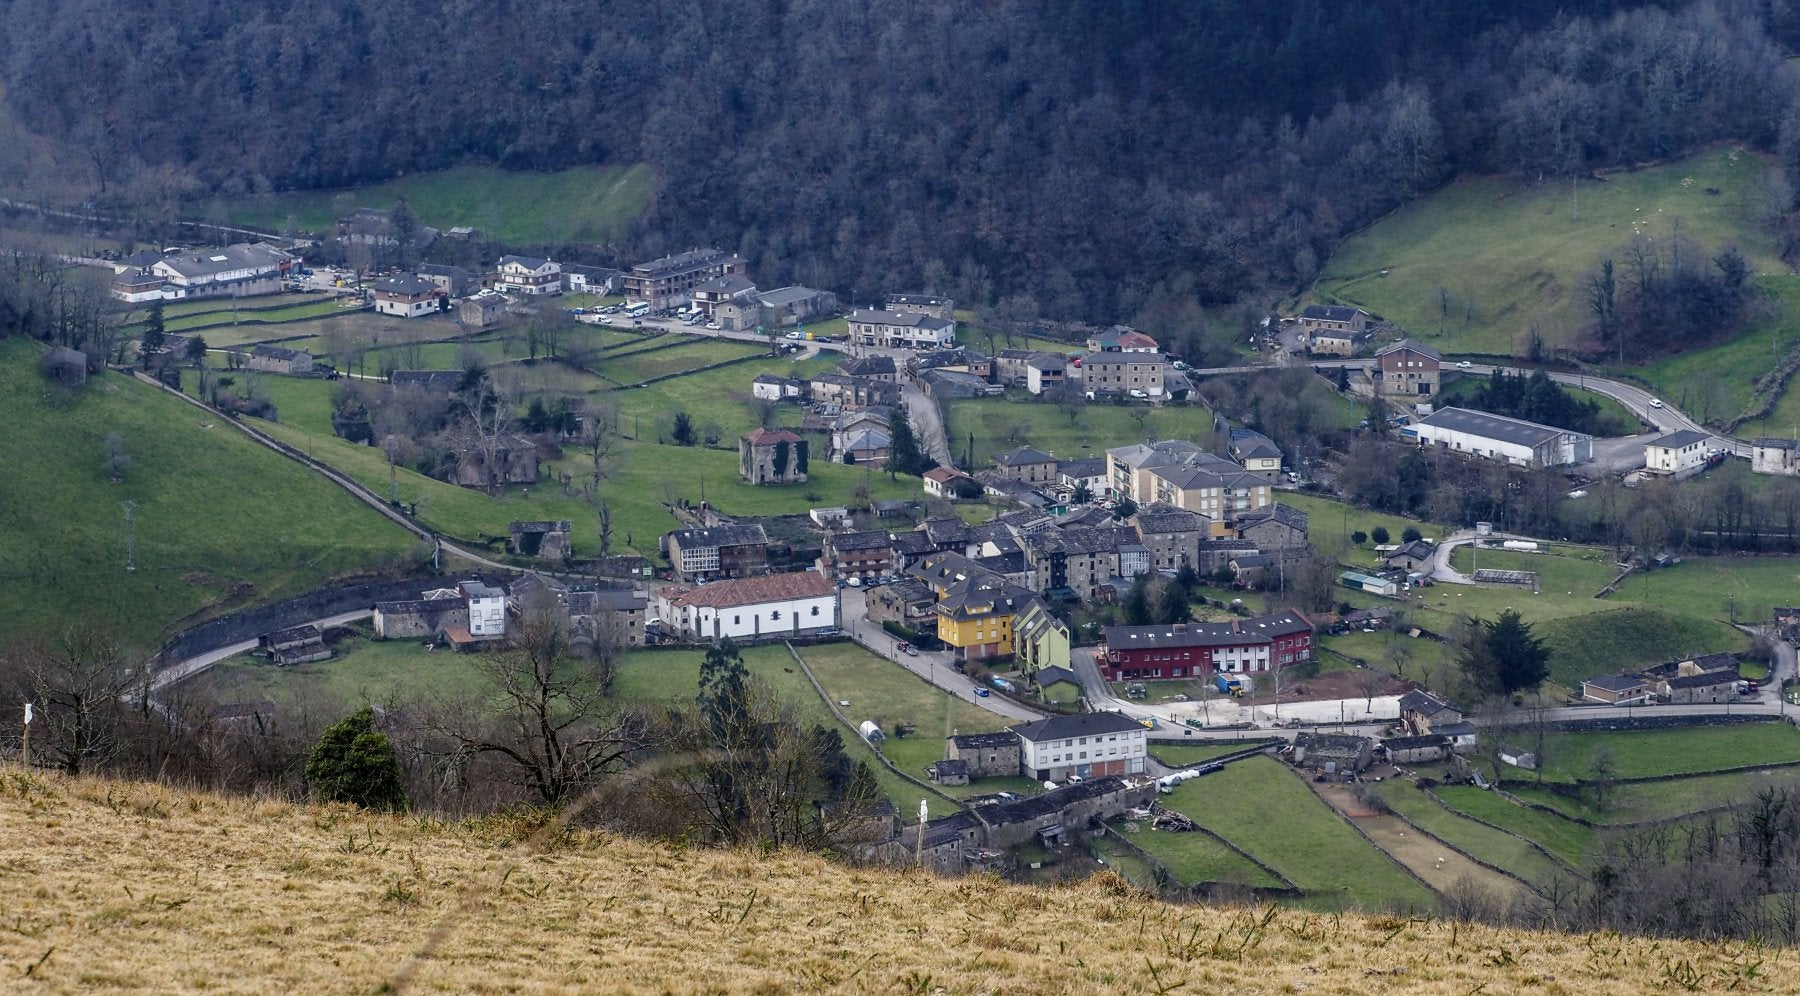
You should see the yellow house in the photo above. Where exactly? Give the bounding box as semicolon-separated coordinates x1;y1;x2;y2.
935;576;1033;661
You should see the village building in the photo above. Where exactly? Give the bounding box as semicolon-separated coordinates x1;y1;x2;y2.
372;587;468;639
993;446;1059;486
809;373;900;410
561;263;622;296
262;624;331;665
945;732;1022;779
751;373;807;402
757;285;839;324
1011;713;1148;782
372;275;444;318
885;293;955;320
449;435;539;489
1227;428;1283;479
457;292;507;328
1086;326;1159;353
866;578;938;632
848;308;957;349
836;354;897;382
623;249;748;311
1233;502;1308;551
822;530;897;582
494;255;562;295
689;272;760;323
1298;304;1367;341
1099;610;1313;681
1018;527;1127;602
416;263;474;297
1014;599;1072;675
1581;673;1652;704
1405;406;1594;468
1306;327;1364;357
1081;351;1171;400
664;523;769;581
923;466;978;499
652;571;838;643
1644;429;1714;480
1131;505;1211;572
243;344;318;375
739;428;808;485
1372;340;1441;398
1752;437;1798;476
1290;733;1374;775
126;243;299;301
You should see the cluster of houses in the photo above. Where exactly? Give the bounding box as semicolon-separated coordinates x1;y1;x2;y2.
1282;688;1482;779
366;575;647;651
1580;651;1749;705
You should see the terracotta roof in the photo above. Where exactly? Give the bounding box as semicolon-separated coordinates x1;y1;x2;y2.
661;571;835;609
742;428;803;445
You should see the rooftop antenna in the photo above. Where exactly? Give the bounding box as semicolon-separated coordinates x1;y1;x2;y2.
121;501;138;572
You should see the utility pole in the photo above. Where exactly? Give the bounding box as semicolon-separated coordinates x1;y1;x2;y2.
121;501;138;572
915;799;928;868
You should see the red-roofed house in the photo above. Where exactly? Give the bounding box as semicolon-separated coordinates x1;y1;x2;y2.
739;428;809;485
923;466;976;498
651;571;839;642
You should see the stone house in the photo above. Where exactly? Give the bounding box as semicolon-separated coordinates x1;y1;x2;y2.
450;434;539;489
664;523;770;581
1752;437;1798;476
946;732;1023;779
1081;351;1171;399
1398;689;1463;736
822;530;896;581
1289;732;1374;774
739;428;809;485
1372;340;1440;399
372;588;468;639
1298;304;1367;340
243;344;318;375
1381;734;1450;765
262;624;330;665
458;292;507;328
885;293;955;321
866;578;938;632
1234;503;1309;551
994;446;1058;485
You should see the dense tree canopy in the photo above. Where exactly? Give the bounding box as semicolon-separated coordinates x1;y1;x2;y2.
2;1;1796;328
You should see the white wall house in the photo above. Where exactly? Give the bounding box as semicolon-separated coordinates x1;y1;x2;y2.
373;275;443;318
149;243;297;300
1010;713;1148;782
495;255;562;295
1404;407;1593;468
848;308;957;349
652;572;839;642
460;581;508;637
1644;430;1712;479
1754;437;1799;476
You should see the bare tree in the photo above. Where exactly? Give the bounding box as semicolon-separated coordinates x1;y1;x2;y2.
423;592;648;806
1356;668;1388;716
580;398;620;501
455;381;516;496
6;625;141;776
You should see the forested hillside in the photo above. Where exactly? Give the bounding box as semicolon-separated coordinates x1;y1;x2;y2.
2;0;1797;328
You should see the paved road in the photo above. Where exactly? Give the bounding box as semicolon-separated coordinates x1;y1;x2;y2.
147;610;372;693
837;588;1041;722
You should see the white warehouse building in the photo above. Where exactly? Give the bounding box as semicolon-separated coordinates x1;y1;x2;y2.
1403;407;1593;468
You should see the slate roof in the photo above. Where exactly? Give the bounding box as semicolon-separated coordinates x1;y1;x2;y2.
390;370;463;393
1103;610;1311;650
660;571;834;609
758;285;828;307
1009;714;1145;743
1058;458;1106;480
972;777;1132;827
1034;665;1080;687
1301;304;1362;322
1384;539;1436;563
996;446;1057;467
1650;430;1712;450
951;732;1018;750
829;530;894;552
837;355;896;377
497;254;552;270
691;273;757;295
1398;689;1457;718
849;308;955;331
742;428;803;446
1584;673;1648;692
886;293;953;308
666;523;769;549
630;248;735;278
156;243;292;279
1293;733;1372;762
1235;503;1309;532
1381;734;1451;752
1133;505;1210;535
1668;670;1740;689
1754;437;1798;450
1228;428;1283;461
1375;338;1441;361
375;275;438;296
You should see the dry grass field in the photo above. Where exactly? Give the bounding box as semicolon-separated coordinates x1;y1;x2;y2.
0;765;1790;994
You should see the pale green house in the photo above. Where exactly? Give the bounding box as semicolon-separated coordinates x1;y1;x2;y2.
1015;598;1071;677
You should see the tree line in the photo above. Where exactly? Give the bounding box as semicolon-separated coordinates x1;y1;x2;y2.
1;1;1796;335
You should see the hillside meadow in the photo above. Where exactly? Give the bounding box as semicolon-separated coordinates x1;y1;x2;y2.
2;764;1788;994
1318;147;1783;356
198;163;655;245
0;339;420;650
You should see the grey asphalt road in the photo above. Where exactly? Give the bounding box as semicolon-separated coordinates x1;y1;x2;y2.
836;588;1041;722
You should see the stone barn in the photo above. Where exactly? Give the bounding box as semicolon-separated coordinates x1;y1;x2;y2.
509;520;573;560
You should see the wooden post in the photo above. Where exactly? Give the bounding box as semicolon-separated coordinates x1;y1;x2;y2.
20;703;30;768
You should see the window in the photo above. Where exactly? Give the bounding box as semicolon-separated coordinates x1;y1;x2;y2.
733;615;740;625
810;605;820;616
771;610;781;620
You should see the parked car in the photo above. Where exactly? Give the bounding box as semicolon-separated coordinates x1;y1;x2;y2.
1456;360;1472;369
903;645;919;657
975;688;990;697
706;321;722;331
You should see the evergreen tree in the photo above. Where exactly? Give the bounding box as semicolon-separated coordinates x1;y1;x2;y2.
672;411;696;446
1156;579;1189;625
185;334;208;369
1402;526;1422;543
1458;609;1552;696
1123;573;1153;626
697;639;749;733
885;406;926;478
305;707;407;811
794;439;809;474
1371;526;1390;545
140;300;166;370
